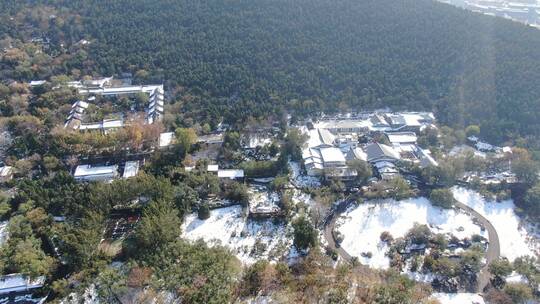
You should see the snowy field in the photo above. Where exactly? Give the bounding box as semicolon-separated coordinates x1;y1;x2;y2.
431;292;484;304
336;197;484;269
452;187;539;261
181;206;292;264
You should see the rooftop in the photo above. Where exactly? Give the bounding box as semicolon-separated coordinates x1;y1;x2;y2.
218;169;244;179
386;132;417;144
320;147;347;164
74;164;118;177
159;132;175;147
123;161;139;178
0;274;45;294
366;143;401;162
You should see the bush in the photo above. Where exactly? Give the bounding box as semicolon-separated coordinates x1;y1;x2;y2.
198;203;210;220
292;216;317;251
223;181;249;206
503;283;533;304
429;188;455;209
406;224;432;245
380;231;394;244
489;259;513;279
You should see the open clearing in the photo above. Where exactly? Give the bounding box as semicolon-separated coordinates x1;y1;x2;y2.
181;205;292;265
336;197;484;269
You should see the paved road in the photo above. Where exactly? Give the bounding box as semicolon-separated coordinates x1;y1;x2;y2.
323;199;500;293
454;201;500;292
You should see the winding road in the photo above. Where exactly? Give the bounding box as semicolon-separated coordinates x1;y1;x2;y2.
323;198;500;293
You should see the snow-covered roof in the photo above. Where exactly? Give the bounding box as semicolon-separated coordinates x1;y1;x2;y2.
306;128;335;149
102;119;124;129
159;132;175;147
0;274;45;294
386;132;417;144
78;123;102;130
29;80;46;86
0;166;13;177
74;164;118;178
347;147;367;161
78;84;163;96
320;147;346;164
366;143;400;162
418;149;438;168
217;169;244;179
374;161;397;170
317;119;370;130
371;114;389;127
123;161;139;178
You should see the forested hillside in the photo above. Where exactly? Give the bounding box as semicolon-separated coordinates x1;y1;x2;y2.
3;0;540;144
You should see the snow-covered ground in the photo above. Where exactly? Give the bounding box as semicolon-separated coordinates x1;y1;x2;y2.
181;206;292;264
452;187;539;261
248;185;280;214
336;197;484;269
431;292;484;304
289;161;321;188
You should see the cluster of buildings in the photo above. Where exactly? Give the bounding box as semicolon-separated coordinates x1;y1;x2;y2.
442;0;540;27
301;112;438;181
73;160;140;182
61;77;165;131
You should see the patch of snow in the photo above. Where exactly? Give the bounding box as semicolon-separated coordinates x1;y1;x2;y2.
60;284;98;304
289;161;321;188
452;187;539;261
291;189;315;207
248;186;280;214
505;271;529;284
181;206;291;265
0;222;8;245
431;293;484;304
449;145;486;158
336;197;484;269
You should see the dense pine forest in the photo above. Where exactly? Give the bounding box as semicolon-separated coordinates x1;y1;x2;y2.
2;0;540;146
1;1;540;303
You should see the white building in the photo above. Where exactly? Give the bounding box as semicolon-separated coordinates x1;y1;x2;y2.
217;169;245;180
0;274;45;295
65;79;165;131
0;166;13;182
159;132;175;148
74;164;118;182
123;161;140;179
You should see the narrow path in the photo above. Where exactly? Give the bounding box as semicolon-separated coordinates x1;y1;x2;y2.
323;198;500;293
454;201;500;292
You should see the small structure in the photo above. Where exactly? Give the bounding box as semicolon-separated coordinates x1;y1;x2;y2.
0;166;13;182
207;164;219;173
122;161;140;179
29;80;46;87
374;161;399;180
74;164;118;182
217;169;245;180
159;132;175;148
197;133;224;145
0;274;45;295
